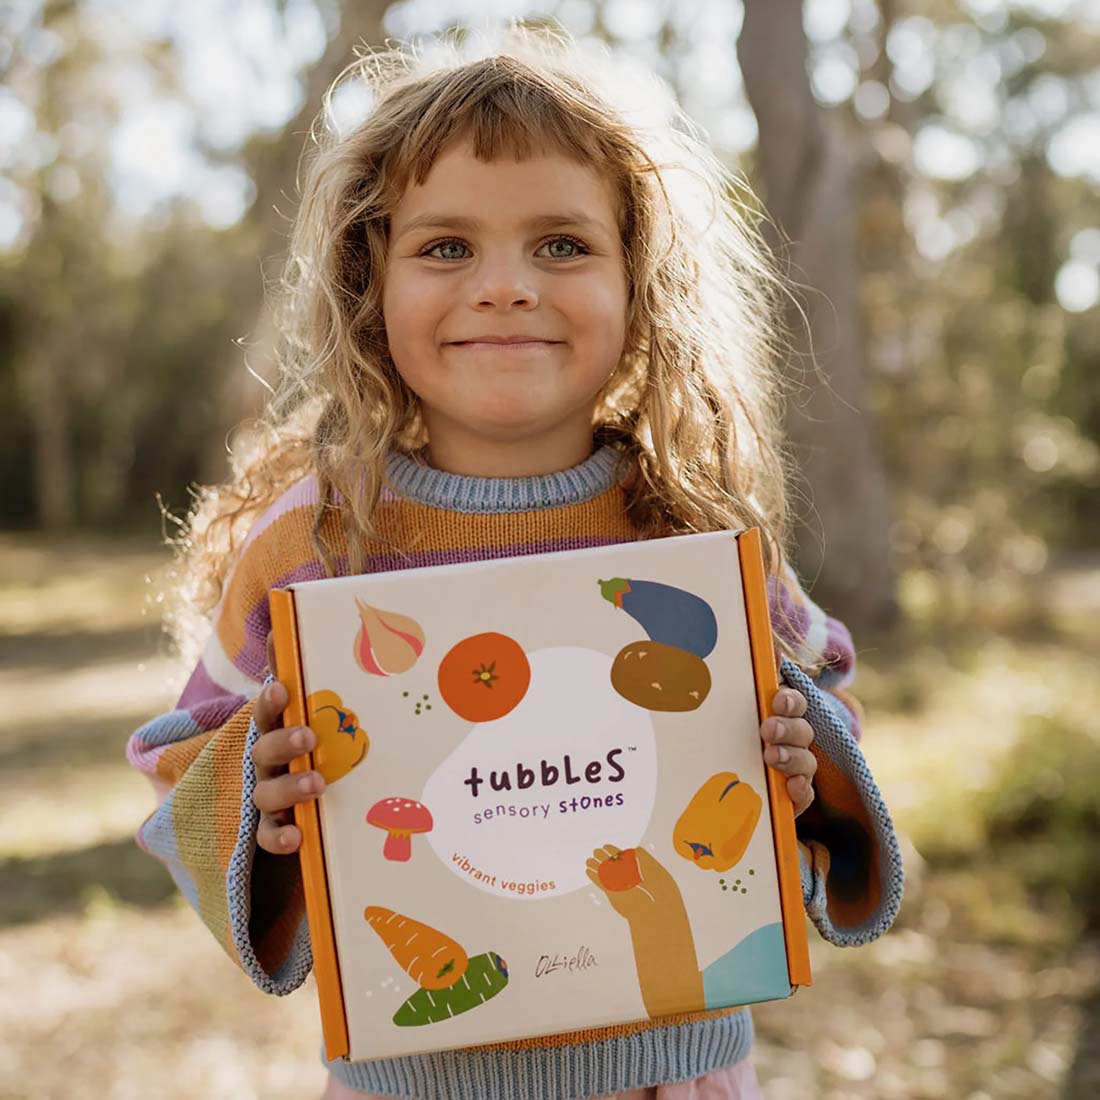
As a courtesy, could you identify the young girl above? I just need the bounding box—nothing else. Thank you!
[128,25,903,1100]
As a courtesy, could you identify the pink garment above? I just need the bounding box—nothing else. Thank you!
[322,1060,763,1100]
[595,1060,764,1099]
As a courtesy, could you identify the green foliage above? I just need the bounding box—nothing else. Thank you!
[2,0,1097,619]
[982,712,1100,929]
[912,704,1100,934]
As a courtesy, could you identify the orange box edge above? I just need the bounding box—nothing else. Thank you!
[270,588,351,1059]
[737,529,813,989]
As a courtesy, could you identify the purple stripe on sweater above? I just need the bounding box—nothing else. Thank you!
[177,658,223,710]
[823,615,856,679]
[237,558,335,680]
[767,574,811,651]
[241,475,320,554]
[187,694,250,730]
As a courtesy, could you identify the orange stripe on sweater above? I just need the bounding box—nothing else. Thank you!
[170,741,231,954]
[216,506,346,666]
[157,731,216,783]
[215,488,634,666]
[370,488,636,554]
[215,704,256,875]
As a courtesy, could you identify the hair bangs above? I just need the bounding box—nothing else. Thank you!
[390,58,624,207]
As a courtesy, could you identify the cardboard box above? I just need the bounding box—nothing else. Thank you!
[270,528,810,1063]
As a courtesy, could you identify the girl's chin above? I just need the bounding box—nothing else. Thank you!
[430,398,579,438]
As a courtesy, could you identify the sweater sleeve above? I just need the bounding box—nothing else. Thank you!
[125,498,317,994]
[769,563,904,946]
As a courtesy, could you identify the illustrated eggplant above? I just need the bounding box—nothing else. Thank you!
[599,578,718,659]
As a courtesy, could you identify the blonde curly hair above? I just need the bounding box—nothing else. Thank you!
[164,20,819,673]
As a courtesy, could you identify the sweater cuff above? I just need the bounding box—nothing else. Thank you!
[780,658,904,946]
[227,674,314,994]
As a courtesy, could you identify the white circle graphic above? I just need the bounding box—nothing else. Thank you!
[423,646,657,898]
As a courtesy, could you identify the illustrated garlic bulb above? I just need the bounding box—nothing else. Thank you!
[354,599,426,676]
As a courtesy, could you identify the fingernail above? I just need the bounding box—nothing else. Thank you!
[775,745,790,764]
[299,774,318,794]
[773,720,786,742]
[784,694,796,714]
[291,729,308,750]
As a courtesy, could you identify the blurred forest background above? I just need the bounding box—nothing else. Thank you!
[1,0,1098,1098]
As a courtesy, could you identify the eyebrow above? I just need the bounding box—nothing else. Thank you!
[394,211,609,240]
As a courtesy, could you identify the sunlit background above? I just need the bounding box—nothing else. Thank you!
[1,1,1098,1098]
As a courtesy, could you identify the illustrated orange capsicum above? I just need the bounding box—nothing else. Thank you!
[673,772,762,872]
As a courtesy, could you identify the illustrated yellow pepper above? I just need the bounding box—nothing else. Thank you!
[673,772,762,872]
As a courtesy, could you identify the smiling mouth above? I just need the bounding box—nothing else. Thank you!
[448,340,562,350]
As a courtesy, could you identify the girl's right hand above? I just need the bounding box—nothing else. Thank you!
[250,633,326,854]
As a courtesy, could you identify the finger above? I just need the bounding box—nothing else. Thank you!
[762,716,814,748]
[600,844,622,858]
[788,775,815,817]
[772,688,808,719]
[257,813,303,855]
[253,680,288,735]
[586,869,603,889]
[763,744,817,778]
[251,724,315,773]
[253,770,325,815]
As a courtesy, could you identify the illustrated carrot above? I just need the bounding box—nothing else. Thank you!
[363,906,469,990]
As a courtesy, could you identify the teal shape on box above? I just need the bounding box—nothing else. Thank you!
[702,922,793,1008]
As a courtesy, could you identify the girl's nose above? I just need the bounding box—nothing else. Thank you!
[469,256,539,309]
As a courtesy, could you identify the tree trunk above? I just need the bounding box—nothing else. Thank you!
[738,0,897,633]
[201,3,391,483]
[21,344,74,530]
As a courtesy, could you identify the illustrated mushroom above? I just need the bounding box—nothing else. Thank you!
[367,797,434,862]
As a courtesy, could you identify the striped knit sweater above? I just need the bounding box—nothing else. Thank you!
[126,444,903,1100]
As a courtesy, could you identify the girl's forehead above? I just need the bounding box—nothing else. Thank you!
[389,138,622,233]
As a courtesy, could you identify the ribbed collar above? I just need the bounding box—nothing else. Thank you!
[383,445,626,514]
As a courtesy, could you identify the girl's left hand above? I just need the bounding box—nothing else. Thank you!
[761,688,816,817]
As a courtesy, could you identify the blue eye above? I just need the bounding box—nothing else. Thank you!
[423,238,470,260]
[420,235,590,260]
[541,235,589,258]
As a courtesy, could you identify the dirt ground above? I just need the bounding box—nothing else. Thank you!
[1,532,1097,1100]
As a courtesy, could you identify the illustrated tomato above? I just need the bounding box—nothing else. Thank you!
[437,632,531,723]
[597,848,642,893]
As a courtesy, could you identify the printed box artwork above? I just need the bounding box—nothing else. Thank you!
[270,528,811,1064]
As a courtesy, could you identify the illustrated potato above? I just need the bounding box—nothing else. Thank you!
[673,772,762,872]
[610,640,711,712]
